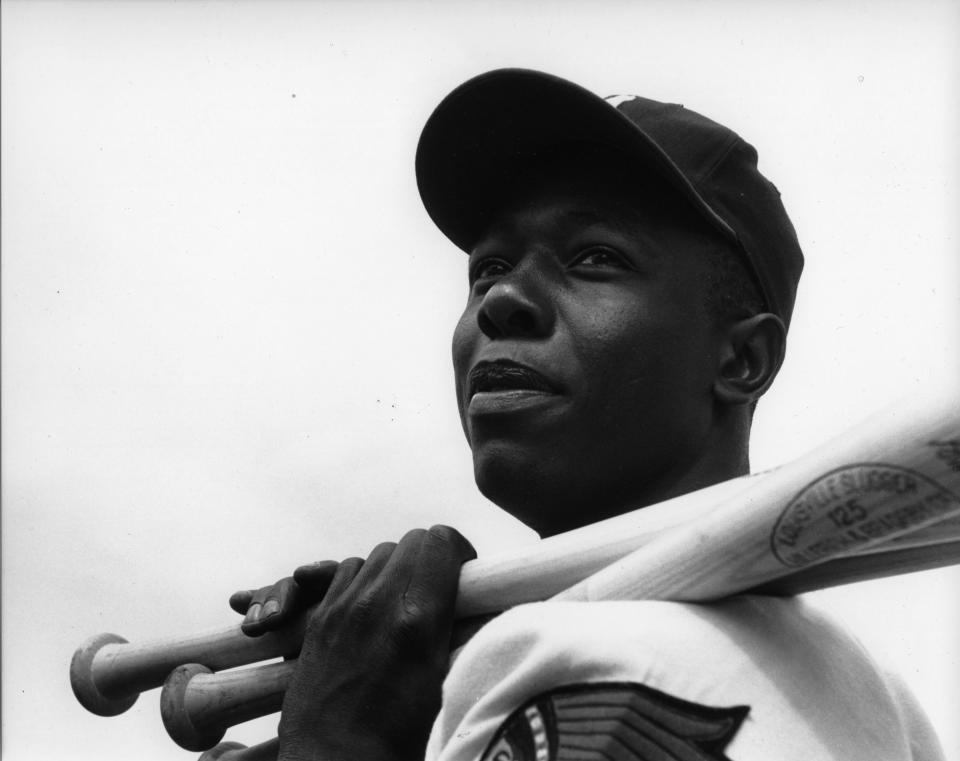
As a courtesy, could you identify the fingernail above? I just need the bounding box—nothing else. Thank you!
[262,600,280,619]
[246,602,262,623]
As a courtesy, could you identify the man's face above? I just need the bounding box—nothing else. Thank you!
[452,163,730,536]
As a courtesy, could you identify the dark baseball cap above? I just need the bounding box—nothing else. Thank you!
[416,68,804,328]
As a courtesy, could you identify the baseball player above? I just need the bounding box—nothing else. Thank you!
[230,70,945,761]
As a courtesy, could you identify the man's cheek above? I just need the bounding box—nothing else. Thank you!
[452,307,476,357]
[451,317,475,441]
[451,319,473,381]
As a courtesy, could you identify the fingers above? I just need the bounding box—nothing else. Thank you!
[429,524,477,561]
[292,560,339,597]
[299,529,474,634]
[232,527,474,643]
[301,544,396,626]
[346,542,399,593]
[232,561,345,638]
[316,556,365,603]
[283,526,475,757]
[346,526,474,656]
[228,590,255,615]
[240,577,300,637]
[400,525,476,616]
[328,527,474,619]
[297,556,365,656]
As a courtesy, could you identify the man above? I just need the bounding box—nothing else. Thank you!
[231,70,943,761]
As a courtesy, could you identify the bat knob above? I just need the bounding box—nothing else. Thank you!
[162,663,226,751]
[70,632,139,716]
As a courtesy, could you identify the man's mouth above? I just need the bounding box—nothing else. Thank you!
[468,360,557,398]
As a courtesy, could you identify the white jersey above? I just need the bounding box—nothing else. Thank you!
[427,597,943,761]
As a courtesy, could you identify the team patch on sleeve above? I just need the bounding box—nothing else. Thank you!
[479,682,749,761]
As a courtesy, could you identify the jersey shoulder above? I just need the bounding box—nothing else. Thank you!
[427,598,942,761]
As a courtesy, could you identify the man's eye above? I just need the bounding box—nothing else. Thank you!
[571,247,630,268]
[470,258,511,283]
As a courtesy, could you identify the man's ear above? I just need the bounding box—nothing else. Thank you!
[713,313,786,405]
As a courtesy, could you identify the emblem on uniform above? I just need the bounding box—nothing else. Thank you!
[479,682,749,761]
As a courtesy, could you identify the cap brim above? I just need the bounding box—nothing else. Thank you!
[415,68,734,252]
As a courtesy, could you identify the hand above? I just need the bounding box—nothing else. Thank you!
[229,562,339,637]
[277,525,476,761]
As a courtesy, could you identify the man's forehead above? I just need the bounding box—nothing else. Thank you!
[471,204,616,251]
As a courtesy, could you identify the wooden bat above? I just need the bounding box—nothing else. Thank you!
[71,473,757,717]
[70,392,960,751]
[183,533,960,761]
[166,532,960,751]
[155,391,960,750]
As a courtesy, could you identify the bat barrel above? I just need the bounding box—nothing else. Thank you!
[556,392,960,604]
[758,538,960,596]
[162,661,294,751]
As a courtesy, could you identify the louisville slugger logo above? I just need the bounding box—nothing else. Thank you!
[480,682,748,761]
[771,463,959,567]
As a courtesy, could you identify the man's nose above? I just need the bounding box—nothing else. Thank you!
[477,264,555,340]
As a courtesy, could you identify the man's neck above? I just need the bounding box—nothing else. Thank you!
[535,424,752,538]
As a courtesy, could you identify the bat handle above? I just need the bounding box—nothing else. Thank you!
[159,615,494,749]
[198,738,279,761]
[162,661,295,751]
[70,622,304,717]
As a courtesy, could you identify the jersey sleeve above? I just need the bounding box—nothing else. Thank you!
[426,597,942,761]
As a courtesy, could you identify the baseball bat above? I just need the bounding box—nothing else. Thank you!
[71,473,756,717]
[158,391,959,749]
[192,540,960,761]
[75,393,960,750]
[165,529,960,751]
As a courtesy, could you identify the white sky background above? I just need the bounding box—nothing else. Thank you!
[2,1,959,759]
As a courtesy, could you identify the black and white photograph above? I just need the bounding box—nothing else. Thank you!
[3,2,958,760]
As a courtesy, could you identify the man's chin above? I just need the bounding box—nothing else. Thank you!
[472,445,587,536]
